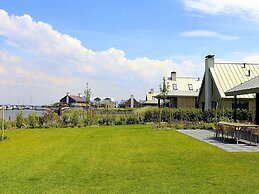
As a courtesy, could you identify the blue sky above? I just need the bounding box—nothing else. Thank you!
[1,0,259,104]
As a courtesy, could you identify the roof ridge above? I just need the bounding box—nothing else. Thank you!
[215,63,259,65]
[167,76,201,78]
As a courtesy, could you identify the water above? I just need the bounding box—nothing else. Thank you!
[0,110,45,120]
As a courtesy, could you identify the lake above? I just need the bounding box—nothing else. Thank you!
[0,110,45,120]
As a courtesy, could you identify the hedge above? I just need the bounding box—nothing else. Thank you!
[0,107,255,129]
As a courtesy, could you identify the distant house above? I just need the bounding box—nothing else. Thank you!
[156,72,202,108]
[94,97,101,102]
[198,55,259,110]
[142,89,159,106]
[100,97,115,108]
[91,97,102,107]
[118,100,127,108]
[119,95,141,108]
[91,97,116,108]
[60,93,86,107]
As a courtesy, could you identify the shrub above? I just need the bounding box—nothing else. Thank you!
[41,112,60,128]
[126,115,139,125]
[143,108,159,123]
[15,111,26,129]
[202,109,215,123]
[28,112,39,128]
[0,120,15,129]
[61,114,70,127]
[144,110,153,122]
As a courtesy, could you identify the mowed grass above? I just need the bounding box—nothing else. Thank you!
[0,125,259,193]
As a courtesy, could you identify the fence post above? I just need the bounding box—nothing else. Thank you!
[1,105,4,141]
[159,108,162,127]
[82,108,85,127]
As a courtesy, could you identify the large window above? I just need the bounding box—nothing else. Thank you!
[170,97,177,108]
[232,101,249,110]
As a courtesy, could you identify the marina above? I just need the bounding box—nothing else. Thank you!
[0,109,45,120]
[0,105,47,120]
[0,104,46,111]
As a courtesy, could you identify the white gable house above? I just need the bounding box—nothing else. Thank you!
[156,72,202,108]
[198,55,259,110]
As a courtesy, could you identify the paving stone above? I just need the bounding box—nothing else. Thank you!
[177,129,259,152]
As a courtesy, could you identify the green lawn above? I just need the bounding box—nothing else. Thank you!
[1,125,259,193]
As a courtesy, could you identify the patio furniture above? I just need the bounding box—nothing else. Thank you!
[218,121,259,144]
[214,122,223,139]
[249,127,259,144]
[221,124,235,142]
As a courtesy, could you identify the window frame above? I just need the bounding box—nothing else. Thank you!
[172,83,177,90]
[188,84,193,91]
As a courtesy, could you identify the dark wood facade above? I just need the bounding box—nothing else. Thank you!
[60,95,85,106]
[119,98,141,108]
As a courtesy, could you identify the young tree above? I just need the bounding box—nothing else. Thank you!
[84,83,92,126]
[84,83,92,108]
[159,77,170,107]
[159,77,170,126]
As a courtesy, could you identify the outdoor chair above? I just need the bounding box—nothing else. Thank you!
[214,122,223,139]
[249,127,259,144]
[240,127,250,142]
[222,124,235,142]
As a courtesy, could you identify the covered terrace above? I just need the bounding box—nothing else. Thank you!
[225,75,259,125]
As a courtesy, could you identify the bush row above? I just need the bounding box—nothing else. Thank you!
[0,107,255,129]
[0,109,142,129]
[137,107,255,123]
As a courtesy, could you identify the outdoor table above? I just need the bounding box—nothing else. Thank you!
[218,121,259,144]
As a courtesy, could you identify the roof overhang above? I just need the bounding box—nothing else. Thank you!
[225,75,259,96]
[156,90,199,98]
[225,88,259,96]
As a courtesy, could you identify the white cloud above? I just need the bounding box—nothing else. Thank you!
[180,30,238,40]
[0,9,202,104]
[0,66,5,74]
[0,49,21,64]
[244,54,259,63]
[0,50,20,75]
[213,53,259,65]
[183,0,259,22]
